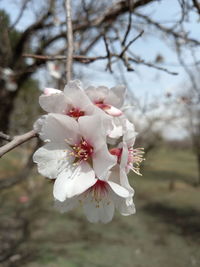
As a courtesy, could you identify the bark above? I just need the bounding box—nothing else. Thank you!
[0,81,17,134]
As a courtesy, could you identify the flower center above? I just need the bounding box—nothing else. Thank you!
[67,107,85,118]
[95,100,111,111]
[89,180,108,203]
[72,139,93,161]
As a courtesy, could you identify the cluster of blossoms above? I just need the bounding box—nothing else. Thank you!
[33,80,144,223]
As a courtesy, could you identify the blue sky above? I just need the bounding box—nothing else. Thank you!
[1,0,199,96]
[1,0,200,138]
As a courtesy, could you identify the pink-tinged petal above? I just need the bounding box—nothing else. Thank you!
[108,181,129,198]
[104,105,123,117]
[33,143,73,179]
[53,162,96,201]
[44,88,62,96]
[39,92,69,113]
[92,145,117,180]
[41,113,80,146]
[83,196,115,223]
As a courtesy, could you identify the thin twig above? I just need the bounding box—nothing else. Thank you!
[65,0,74,82]
[23,53,107,63]
[120,30,144,57]
[0,132,12,142]
[103,35,113,73]
[0,130,37,158]
[122,0,132,46]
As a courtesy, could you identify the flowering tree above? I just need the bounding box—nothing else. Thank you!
[1,0,200,219]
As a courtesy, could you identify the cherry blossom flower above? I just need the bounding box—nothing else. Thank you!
[54,171,135,223]
[85,84,126,116]
[85,84,137,141]
[33,80,143,223]
[39,80,102,119]
[33,113,116,180]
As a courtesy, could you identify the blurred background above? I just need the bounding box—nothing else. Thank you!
[0,0,200,266]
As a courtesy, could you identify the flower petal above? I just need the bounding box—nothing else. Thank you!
[33,143,73,179]
[83,196,115,223]
[64,80,95,113]
[53,162,96,201]
[108,181,129,198]
[54,197,78,213]
[106,85,126,108]
[39,92,69,113]
[41,113,80,146]
[92,144,117,179]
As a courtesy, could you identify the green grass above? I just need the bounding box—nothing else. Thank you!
[0,145,200,267]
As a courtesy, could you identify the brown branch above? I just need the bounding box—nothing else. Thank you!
[0,132,12,142]
[0,130,37,158]
[192,0,200,15]
[65,0,74,82]
[23,53,107,63]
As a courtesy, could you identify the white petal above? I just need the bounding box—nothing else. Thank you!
[120,142,129,169]
[54,197,78,213]
[41,113,80,146]
[33,143,73,179]
[92,144,117,179]
[78,115,106,150]
[85,86,109,103]
[33,115,47,134]
[116,196,136,216]
[108,118,123,139]
[39,92,69,113]
[106,85,126,108]
[119,169,135,196]
[83,196,115,223]
[53,162,96,201]
[108,181,129,198]
[64,80,95,114]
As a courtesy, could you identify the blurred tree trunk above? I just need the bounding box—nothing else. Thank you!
[0,82,17,133]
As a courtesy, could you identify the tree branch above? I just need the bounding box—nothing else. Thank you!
[0,132,12,142]
[0,130,37,158]
[65,0,74,82]
[23,53,107,63]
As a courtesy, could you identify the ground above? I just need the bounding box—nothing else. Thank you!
[0,145,200,267]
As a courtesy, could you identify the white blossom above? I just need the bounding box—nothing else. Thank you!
[54,171,135,223]
[33,80,143,223]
